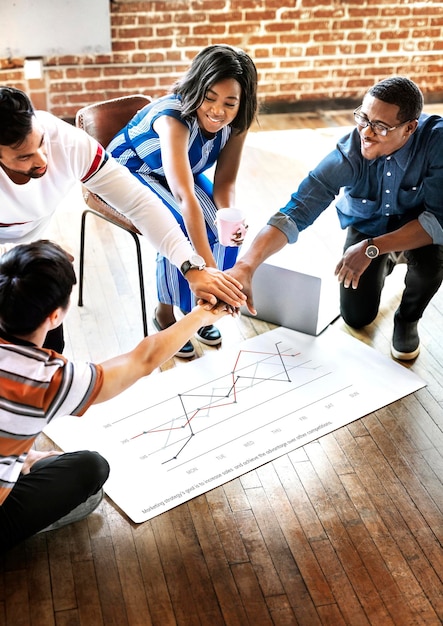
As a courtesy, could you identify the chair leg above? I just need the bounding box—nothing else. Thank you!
[77,208,148,337]
[78,209,88,307]
[127,231,149,337]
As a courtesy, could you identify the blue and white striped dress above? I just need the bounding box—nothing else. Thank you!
[108,94,240,313]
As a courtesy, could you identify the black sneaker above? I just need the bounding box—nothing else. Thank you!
[174,340,196,358]
[196,325,222,346]
[391,311,420,360]
[152,312,196,358]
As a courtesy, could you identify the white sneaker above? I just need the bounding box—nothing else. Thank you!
[38,489,104,533]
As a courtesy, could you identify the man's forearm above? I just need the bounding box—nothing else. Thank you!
[237,225,289,273]
[373,219,433,255]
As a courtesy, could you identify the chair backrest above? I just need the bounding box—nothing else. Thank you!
[75,94,152,147]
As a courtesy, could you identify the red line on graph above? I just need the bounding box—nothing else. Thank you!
[129,343,299,444]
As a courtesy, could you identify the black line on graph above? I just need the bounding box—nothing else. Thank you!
[169,383,354,471]
[110,344,306,427]
[123,342,332,463]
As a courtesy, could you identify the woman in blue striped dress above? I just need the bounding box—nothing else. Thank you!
[108,44,258,357]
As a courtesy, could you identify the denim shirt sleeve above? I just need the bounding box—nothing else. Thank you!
[418,118,443,231]
[267,212,301,243]
[419,211,443,244]
[266,130,358,241]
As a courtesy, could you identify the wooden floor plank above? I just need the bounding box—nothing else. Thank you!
[222,478,252,513]
[54,610,80,626]
[72,560,104,626]
[230,562,274,625]
[315,604,348,626]
[332,427,440,625]
[187,495,250,626]
[264,594,299,626]
[233,507,286,598]
[369,407,443,532]
[169,504,226,625]
[27,544,56,626]
[205,487,250,565]
[356,420,443,619]
[47,529,77,613]
[106,509,153,626]
[3,570,30,626]
[255,461,333,604]
[294,455,383,625]
[132,523,177,626]
[150,514,200,626]
[91,536,130,626]
[244,485,323,625]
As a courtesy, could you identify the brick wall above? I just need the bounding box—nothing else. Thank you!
[1,0,443,119]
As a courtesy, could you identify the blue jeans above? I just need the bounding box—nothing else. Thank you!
[340,226,443,328]
[0,450,109,553]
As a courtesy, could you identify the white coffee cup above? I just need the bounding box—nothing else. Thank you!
[216,208,247,247]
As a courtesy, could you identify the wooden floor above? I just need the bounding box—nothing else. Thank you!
[1,106,443,626]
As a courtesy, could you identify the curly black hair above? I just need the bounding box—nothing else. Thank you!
[368,76,423,122]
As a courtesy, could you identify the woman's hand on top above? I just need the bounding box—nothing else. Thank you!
[186,266,246,307]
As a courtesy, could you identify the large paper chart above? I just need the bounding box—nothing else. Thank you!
[45,327,425,523]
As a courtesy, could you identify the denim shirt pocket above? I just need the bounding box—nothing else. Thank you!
[336,194,378,218]
[397,182,423,208]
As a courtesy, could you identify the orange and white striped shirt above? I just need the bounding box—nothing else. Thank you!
[0,334,103,504]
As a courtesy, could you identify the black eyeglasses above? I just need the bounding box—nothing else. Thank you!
[353,105,413,137]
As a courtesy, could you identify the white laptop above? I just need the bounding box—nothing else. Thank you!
[239,211,343,336]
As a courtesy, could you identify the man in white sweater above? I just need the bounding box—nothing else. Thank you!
[0,86,245,350]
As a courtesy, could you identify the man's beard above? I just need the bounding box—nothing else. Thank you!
[26,166,47,178]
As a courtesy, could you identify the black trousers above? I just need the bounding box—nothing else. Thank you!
[43,324,65,352]
[340,226,443,329]
[0,450,109,553]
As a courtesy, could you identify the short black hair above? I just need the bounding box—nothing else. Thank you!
[0,240,76,336]
[172,44,258,133]
[0,86,35,147]
[368,76,423,122]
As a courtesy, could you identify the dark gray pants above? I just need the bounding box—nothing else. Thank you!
[340,226,443,328]
[43,323,65,352]
[0,450,109,553]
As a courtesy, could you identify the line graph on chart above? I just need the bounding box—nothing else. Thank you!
[104,342,331,465]
[45,327,425,522]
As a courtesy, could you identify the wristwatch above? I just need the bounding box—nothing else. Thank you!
[180,254,206,276]
[365,238,380,259]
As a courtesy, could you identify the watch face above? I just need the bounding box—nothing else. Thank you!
[181,254,207,275]
[190,254,205,268]
[366,245,379,259]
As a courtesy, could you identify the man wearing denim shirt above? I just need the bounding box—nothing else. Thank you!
[231,76,443,360]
